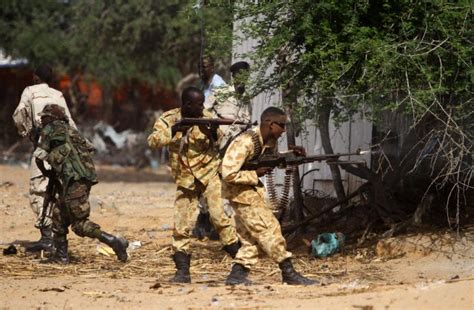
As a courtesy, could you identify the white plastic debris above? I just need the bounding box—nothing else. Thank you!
[127,240,142,251]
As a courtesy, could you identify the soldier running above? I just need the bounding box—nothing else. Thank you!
[34,104,129,264]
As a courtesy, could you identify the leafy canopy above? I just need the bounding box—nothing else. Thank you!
[229,0,472,129]
[0,0,234,87]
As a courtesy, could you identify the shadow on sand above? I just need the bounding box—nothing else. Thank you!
[97,167,174,183]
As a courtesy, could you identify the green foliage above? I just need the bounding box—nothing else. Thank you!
[0,0,234,88]
[228,0,472,130]
[0,0,71,65]
[226,0,473,217]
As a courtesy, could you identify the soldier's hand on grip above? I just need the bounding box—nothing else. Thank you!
[172,124,189,136]
[256,166,273,177]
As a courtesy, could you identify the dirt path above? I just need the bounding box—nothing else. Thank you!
[1,164,473,309]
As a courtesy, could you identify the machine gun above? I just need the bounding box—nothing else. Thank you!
[242,149,369,170]
[173,118,256,133]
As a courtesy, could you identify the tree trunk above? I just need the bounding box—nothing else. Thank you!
[67,73,82,122]
[285,107,305,225]
[318,101,347,201]
[102,86,114,125]
[277,41,304,233]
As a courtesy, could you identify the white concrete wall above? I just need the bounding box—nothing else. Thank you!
[232,19,372,197]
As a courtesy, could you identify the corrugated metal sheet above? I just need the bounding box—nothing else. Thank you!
[232,21,372,197]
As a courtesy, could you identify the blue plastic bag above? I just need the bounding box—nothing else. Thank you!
[311,232,345,258]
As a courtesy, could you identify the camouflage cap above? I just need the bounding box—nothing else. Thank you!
[39,104,68,121]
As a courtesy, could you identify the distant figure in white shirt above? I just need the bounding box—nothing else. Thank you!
[199,55,227,109]
[12,64,77,251]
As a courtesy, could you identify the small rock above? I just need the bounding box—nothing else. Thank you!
[146,230,158,239]
[160,224,171,231]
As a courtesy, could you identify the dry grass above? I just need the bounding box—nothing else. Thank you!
[0,237,376,285]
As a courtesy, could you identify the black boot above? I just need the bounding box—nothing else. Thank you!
[25,226,54,252]
[98,232,129,262]
[192,211,219,240]
[170,251,191,283]
[41,236,69,264]
[223,241,241,259]
[279,259,318,285]
[225,263,252,286]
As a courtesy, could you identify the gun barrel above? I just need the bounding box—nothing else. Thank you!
[297,151,362,163]
[242,150,369,170]
[179,118,255,127]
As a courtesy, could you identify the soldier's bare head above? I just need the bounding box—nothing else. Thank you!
[181,86,204,118]
[260,107,287,141]
[33,64,53,85]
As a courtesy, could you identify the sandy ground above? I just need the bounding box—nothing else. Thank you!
[0,164,473,310]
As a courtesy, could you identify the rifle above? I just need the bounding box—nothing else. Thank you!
[36,158,59,228]
[29,127,41,148]
[242,149,369,170]
[173,118,256,132]
[38,173,58,228]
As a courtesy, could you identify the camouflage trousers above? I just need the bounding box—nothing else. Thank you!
[231,199,292,269]
[52,181,100,238]
[29,175,52,228]
[173,174,238,254]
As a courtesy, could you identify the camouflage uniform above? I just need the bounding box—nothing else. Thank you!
[13,83,76,228]
[222,127,292,269]
[200,85,252,222]
[148,108,238,254]
[34,120,100,238]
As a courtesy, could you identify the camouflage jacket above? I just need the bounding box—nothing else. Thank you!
[34,120,97,188]
[147,108,221,190]
[221,127,277,204]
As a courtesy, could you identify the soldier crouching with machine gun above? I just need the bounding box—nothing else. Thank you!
[221,106,317,285]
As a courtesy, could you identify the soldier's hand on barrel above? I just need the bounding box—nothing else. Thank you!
[289,145,306,156]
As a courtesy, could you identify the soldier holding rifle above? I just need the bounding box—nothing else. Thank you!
[33,104,128,264]
[148,87,249,283]
[193,61,254,240]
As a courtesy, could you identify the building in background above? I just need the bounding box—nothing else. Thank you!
[232,26,372,198]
